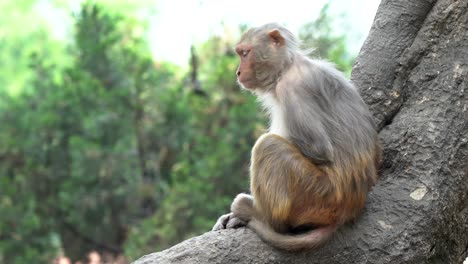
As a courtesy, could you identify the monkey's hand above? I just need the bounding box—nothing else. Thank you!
[212,213,247,231]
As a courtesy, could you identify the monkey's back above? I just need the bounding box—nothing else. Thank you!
[277,56,380,224]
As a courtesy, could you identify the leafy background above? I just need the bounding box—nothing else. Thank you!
[0,1,356,263]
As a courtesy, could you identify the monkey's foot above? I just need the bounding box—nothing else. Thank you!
[212,213,247,231]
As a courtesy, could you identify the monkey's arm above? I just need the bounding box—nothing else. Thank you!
[278,69,335,165]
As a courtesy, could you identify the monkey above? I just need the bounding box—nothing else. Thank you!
[212,23,381,251]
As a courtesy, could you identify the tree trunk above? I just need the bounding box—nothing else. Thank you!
[133,0,468,263]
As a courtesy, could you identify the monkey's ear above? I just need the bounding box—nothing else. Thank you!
[268,29,285,46]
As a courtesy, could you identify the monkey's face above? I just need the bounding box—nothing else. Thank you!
[235,26,289,91]
[235,43,257,90]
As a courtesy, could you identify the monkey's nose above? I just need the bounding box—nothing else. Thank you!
[237,70,241,77]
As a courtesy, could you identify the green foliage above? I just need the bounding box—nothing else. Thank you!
[300,3,354,75]
[0,2,174,262]
[0,1,355,263]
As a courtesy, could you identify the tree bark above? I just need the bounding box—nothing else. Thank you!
[133,0,468,263]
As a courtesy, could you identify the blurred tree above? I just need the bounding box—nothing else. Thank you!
[299,3,354,74]
[0,2,69,263]
[0,1,68,95]
[0,2,177,263]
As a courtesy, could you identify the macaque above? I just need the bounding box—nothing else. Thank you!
[212,23,381,251]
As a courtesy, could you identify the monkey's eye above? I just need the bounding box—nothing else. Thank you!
[241,50,250,57]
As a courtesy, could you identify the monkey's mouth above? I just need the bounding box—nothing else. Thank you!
[237,78,256,90]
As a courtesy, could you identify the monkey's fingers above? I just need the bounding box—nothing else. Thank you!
[212,213,247,231]
[212,213,233,231]
[225,216,247,229]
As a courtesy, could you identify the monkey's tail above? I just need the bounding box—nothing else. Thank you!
[247,219,337,251]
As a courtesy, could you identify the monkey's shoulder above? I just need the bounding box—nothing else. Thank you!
[308,59,353,86]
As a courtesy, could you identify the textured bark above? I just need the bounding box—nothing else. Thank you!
[134,0,468,263]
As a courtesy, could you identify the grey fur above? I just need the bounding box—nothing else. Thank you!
[281,57,378,166]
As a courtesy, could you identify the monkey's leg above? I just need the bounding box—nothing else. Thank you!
[250,133,328,232]
[250,134,295,232]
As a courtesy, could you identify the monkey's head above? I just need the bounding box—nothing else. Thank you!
[235,23,299,91]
